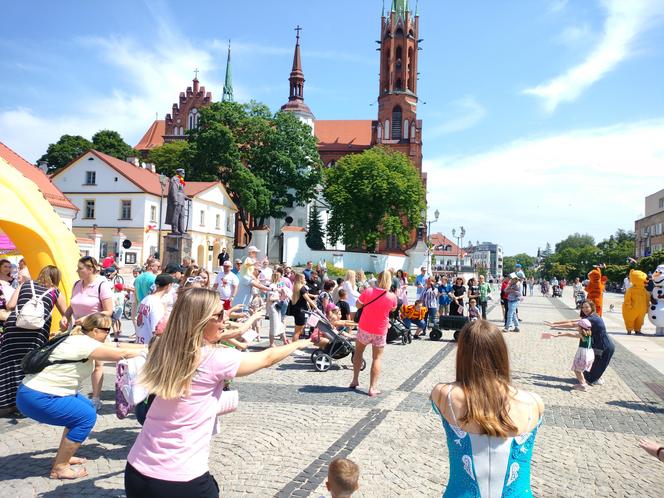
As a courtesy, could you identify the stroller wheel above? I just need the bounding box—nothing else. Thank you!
[401,334,407,345]
[430,328,443,341]
[314,353,332,372]
[360,359,367,371]
[310,350,322,364]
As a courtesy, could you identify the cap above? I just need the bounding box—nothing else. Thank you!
[326,303,339,312]
[164,263,183,274]
[247,245,260,253]
[222,260,232,267]
[175,168,185,174]
[509,272,517,279]
[155,273,177,287]
[234,259,242,264]
[515,264,522,268]
[577,318,592,330]
[114,283,124,291]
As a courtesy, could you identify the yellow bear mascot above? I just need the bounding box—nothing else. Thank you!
[622,269,649,335]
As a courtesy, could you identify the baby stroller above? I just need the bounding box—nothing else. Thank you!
[552,285,562,298]
[574,290,586,309]
[387,317,411,345]
[540,281,549,295]
[305,310,366,372]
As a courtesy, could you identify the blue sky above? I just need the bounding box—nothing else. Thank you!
[1,0,664,255]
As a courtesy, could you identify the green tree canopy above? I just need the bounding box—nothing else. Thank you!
[323,146,426,250]
[147,141,192,178]
[91,130,135,161]
[503,253,537,276]
[40,134,93,173]
[306,205,326,250]
[188,101,322,235]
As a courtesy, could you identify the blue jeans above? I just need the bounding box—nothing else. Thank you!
[505,300,519,329]
[16,384,96,442]
[403,318,427,332]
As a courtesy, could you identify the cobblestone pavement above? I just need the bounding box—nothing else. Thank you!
[2,291,664,497]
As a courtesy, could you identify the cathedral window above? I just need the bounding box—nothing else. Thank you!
[384,119,390,140]
[391,106,402,140]
[407,47,414,90]
[403,120,409,140]
[396,78,403,90]
[188,108,199,130]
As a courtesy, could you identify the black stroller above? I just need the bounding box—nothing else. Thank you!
[552,285,562,297]
[305,310,367,372]
[387,318,411,344]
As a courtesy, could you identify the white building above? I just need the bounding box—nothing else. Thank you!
[52,150,237,270]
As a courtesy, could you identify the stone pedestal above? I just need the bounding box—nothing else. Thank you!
[251,228,270,259]
[163,234,192,268]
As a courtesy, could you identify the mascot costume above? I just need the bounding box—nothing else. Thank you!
[621,270,649,334]
[649,264,664,336]
[585,266,608,316]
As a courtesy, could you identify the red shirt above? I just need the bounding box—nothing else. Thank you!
[357,288,397,335]
[102,256,115,269]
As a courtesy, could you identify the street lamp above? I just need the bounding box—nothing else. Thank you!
[451,225,466,274]
[157,173,168,259]
[425,209,440,274]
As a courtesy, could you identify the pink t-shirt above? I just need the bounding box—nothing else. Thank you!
[357,288,397,335]
[127,346,242,481]
[69,277,113,319]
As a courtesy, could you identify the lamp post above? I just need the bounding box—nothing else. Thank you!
[425,209,440,274]
[157,173,168,259]
[451,225,466,274]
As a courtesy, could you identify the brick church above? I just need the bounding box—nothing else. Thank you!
[135,0,425,255]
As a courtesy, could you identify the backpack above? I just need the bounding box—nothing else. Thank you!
[115,353,148,419]
[21,332,88,374]
[16,281,53,330]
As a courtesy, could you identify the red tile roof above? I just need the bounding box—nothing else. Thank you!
[88,150,165,195]
[314,120,373,152]
[429,233,463,256]
[281,226,306,232]
[0,141,77,211]
[134,120,165,151]
[185,181,218,197]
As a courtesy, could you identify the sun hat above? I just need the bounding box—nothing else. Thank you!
[577,318,592,330]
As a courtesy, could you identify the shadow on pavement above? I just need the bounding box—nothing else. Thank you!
[40,469,124,498]
[298,385,359,394]
[606,400,664,414]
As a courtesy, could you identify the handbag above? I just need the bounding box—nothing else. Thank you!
[354,290,387,323]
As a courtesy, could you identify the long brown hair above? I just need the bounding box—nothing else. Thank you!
[140,288,220,399]
[36,265,61,288]
[292,273,305,304]
[455,320,518,437]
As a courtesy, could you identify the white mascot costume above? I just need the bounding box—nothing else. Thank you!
[649,264,664,336]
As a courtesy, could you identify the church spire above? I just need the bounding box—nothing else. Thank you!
[222,40,233,102]
[280,25,314,125]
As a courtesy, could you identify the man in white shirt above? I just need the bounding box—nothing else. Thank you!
[214,260,239,310]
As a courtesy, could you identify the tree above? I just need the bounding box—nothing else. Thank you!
[306,205,326,250]
[503,253,537,276]
[555,233,595,253]
[323,146,426,249]
[91,130,135,162]
[147,141,192,178]
[40,135,93,173]
[188,101,322,236]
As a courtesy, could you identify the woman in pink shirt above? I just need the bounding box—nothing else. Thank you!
[60,256,113,410]
[350,271,397,397]
[125,288,310,498]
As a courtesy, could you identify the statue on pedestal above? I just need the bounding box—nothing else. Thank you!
[165,168,188,235]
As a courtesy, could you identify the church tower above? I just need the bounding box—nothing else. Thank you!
[372,0,422,175]
[281,26,315,129]
[222,41,234,102]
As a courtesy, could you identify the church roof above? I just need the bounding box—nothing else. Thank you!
[184,181,219,197]
[314,120,373,152]
[134,119,165,152]
[0,141,77,211]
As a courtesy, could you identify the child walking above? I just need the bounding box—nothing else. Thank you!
[552,318,595,391]
[112,283,126,341]
[468,298,480,322]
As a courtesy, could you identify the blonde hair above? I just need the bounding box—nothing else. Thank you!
[78,256,100,274]
[357,270,366,282]
[140,288,220,399]
[71,312,111,336]
[344,270,356,286]
[378,270,392,290]
[36,265,61,288]
[241,259,256,277]
[327,458,359,496]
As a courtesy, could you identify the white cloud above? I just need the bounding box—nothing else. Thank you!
[426,97,486,137]
[423,119,664,254]
[556,23,595,47]
[524,0,664,112]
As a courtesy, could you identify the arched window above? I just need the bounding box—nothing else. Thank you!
[395,78,402,90]
[384,119,390,140]
[403,119,409,140]
[188,108,199,130]
[377,124,382,141]
[395,46,402,68]
[392,106,402,140]
[411,122,416,139]
[395,27,404,36]
[407,47,414,90]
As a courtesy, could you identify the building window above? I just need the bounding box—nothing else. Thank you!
[85,171,96,185]
[120,200,132,220]
[384,119,390,140]
[188,108,199,130]
[124,252,137,265]
[84,200,95,219]
[660,197,664,209]
[403,119,409,140]
[150,205,157,223]
[386,234,399,250]
[392,106,402,140]
[200,210,205,226]
[227,214,233,232]
[215,214,221,230]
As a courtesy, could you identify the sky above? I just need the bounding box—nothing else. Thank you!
[1,0,664,255]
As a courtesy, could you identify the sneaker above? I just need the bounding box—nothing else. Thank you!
[502,328,509,333]
[91,398,102,411]
[513,328,520,333]
[592,378,605,386]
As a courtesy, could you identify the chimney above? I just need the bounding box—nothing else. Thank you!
[126,156,139,166]
[147,163,156,173]
[36,160,49,174]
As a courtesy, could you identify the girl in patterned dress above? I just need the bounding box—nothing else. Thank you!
[552,318,595,391]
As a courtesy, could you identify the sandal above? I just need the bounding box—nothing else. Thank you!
[50,466,89,480]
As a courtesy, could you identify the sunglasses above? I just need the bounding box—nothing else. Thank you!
[96,327,112,333]
[210,310,225,321]
[186,276,204,284]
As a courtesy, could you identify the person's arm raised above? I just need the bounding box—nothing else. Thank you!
[236,339,311,377]
[89,345,144,362]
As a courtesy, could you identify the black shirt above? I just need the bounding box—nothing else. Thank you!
[337,300,351,320]
[586,314,610,350]
[217,252,229,265]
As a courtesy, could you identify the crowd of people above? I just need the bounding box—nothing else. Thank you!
[0,251,662,496]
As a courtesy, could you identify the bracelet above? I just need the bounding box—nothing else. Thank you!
[658,447,664,459]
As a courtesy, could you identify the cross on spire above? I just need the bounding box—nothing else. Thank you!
[193,68,199,79]
[294,25,302,41]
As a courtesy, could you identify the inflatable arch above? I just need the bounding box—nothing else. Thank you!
[0,156,80,328]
